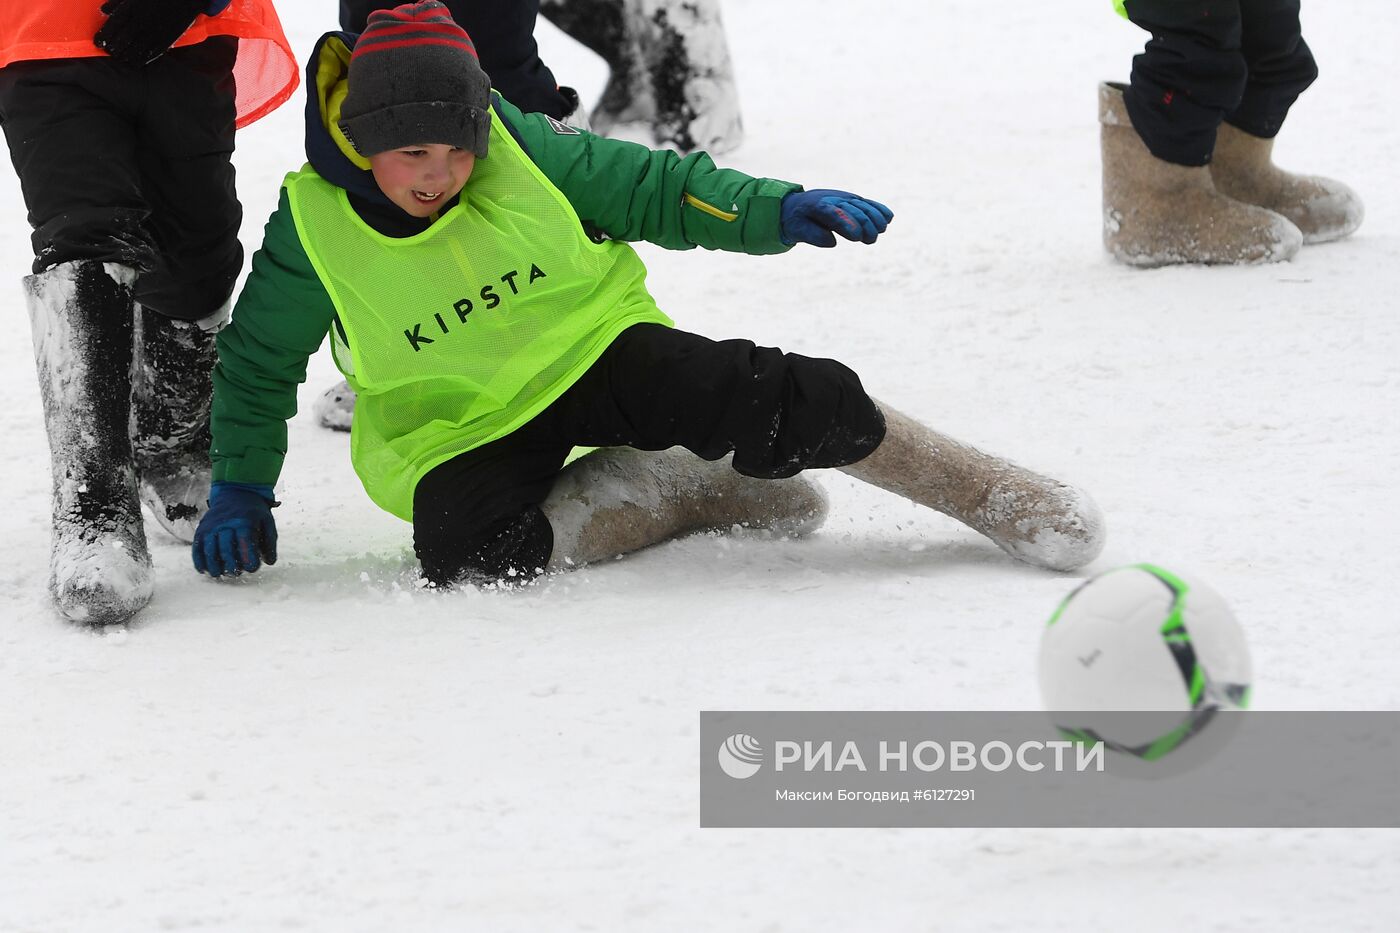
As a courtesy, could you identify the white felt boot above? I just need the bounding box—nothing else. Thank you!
[840,403,1106,572]
[25,261,153,625]
[544,447,827,571]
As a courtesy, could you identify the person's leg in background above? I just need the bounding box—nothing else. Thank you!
[1100,0,1303,266]
[1122,0,1249,166]
[540,0,743,153]
[1209,0,1362,243]
[1,38,244,625]
[1,56,157,624]
[131,38,243,544]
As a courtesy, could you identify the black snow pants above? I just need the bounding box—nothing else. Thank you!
[412,324,886,586]
[339,0,574,119]
[0,38,241,320]
[1123,0,1318,165]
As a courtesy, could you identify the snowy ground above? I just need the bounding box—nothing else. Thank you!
[2,2,1398,931]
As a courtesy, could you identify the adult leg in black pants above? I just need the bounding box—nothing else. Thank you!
[0,40,241,624]
[1209,1,1361,243]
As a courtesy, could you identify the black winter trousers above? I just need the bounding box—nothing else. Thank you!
[1123,0,1318,165]
[412,324,886,586]
[0,38,241,320]
[340,0,573,119]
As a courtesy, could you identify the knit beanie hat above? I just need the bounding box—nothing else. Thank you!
[338,1,492,158]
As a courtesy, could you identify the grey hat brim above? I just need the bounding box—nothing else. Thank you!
[339,101,491,158]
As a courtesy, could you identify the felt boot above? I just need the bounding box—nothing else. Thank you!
[540,0,743,154]
[1100,82,1301,267]
[543,446,827,570]
[1209,120,1363,244]
[313,379,355,432]
[25,260,153,625]
[839,403,1105,572]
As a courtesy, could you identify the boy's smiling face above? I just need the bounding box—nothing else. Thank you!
[369,143,477,217]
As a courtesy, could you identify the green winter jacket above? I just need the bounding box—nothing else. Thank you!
[210,30,801,499]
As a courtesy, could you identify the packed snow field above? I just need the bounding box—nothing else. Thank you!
[2,2,1397,931]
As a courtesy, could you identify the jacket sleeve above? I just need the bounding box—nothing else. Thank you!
[210,187,337,487]
[493,95,800,255]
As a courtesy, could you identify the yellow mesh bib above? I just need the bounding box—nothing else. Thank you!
[285,114,672,520]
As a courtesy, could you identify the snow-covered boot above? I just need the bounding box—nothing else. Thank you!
[634,0,743,154]
[25,260,152,626]
[313,379,355,432]
[541,0,743,154]
[132,304,224,543]
[543,447,827,571]
[1209,121,1364,245]
[839,404,1105,572]
[1100,82,1302,267]
[558,85,592,132]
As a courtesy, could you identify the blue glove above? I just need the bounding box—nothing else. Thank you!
[780,189,894,248]
[192,482,279,578]
[95,0,225,67]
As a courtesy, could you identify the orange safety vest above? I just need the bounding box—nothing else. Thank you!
[0,1,298,128]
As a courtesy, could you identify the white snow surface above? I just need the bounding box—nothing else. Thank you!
[2,3,1398,931]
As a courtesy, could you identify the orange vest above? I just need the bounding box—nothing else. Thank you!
[0,1,298,128]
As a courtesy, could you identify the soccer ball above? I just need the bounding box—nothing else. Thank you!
[1039,564,1252,763]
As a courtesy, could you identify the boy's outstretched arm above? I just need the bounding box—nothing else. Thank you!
[196,189,337,577]
[497,94,890,253]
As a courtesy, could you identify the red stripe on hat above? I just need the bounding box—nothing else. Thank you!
[363,16,462,30]
[351,36,481,57]
[358,21,474,42]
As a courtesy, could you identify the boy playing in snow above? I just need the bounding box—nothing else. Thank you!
[194,1,1105,587]
[316,0,746,431]
[314,0,595,431]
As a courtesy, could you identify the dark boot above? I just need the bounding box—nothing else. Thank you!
[132,304,222,542]
[24,260,152,625]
